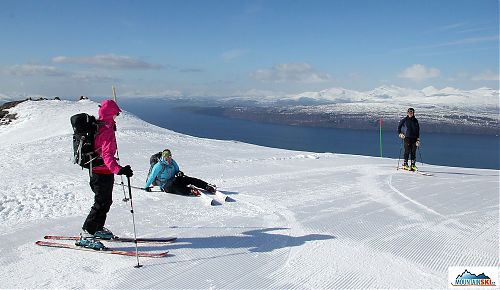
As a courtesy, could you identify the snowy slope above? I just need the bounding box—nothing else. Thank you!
[0,100,498,289]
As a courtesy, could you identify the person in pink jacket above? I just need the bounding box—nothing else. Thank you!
[77,100,133,250]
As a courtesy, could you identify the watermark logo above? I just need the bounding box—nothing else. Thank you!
[449,267,498,288]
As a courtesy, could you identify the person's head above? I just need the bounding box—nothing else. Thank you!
[161,149,172,160]
[98,100,121,121]
[407,107,415,117]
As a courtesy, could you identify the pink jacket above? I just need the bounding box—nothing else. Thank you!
[92,100,122,175]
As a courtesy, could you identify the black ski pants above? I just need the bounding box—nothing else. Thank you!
[83,173,114,235]
[162,175,208,195]
[403,137,417,164]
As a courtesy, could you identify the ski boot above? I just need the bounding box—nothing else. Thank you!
[189,185,201,196]
[402,161,410,171]
[206,184,217,193]
[410,162,418,172]
[76,230,106,250]
[94,227,115,240]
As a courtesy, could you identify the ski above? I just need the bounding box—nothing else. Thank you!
[205,189,235,202]
[44,235,177,243]
[397,167,433,176]
[35,241,169,258]
[189,185,221,206]
[415,171,433,176]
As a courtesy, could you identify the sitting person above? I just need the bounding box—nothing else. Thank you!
[143,149,216,195]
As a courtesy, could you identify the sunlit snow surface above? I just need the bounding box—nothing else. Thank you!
[0,100,497,288]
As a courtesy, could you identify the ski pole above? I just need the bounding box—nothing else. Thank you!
[397,139,403,170]
[127,176,142,268]
[115,182,144,190]
[116,152,129,202]
[112,85,129,202]
[418,146,423,166]
[114,182,161,192]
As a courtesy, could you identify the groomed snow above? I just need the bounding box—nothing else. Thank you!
[0,100,498,289]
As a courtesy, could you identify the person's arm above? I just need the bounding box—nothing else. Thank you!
[144,162,162,188]
[415,119,420,139]
[173,159,180,174]
[397,118,405,134]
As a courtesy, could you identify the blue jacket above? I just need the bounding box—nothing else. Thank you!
[398,116,420,139]
[144,158,180,189]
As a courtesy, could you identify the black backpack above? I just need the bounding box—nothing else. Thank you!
[147,152,164,186]
[70,113,104,170]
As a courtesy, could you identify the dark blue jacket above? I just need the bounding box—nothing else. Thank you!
[398,116,420,139]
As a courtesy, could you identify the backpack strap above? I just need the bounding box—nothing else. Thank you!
[87,120,106,176]
[75,136,84,165]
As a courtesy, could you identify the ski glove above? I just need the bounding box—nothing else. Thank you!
[144,187,152,192]
[118,165,133,177]
[398,133,405,139]
[416,139,420,147]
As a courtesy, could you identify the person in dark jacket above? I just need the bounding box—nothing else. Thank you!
[77,100,134,250]
[397,107,420,171]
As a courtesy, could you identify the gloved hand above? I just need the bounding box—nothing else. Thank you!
[118,165,133,177]
[416,138,421,147]
[175,171,184,177]
[399,133,405,139]
[144,187,152,192]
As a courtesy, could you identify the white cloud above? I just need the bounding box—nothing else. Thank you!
[231,88,286,98]
[250,63,332,83]
[52,54,163,70]
[471,70,500,81]
[178,68,204,73]
[398,64,440,81]
[70,72,118,83]
[121,89,183,98]
[417,35,499,49]
[1,63,119,83]
[221,49,249,61]
[2,64,68,77]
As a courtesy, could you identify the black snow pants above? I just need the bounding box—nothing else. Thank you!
[82,173,114,235]
[403,137,417,164]
[162,175,208,195]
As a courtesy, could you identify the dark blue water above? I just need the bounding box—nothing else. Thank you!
[117,99,499,170]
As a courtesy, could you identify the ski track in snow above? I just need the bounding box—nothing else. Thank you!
[0,100,498,289]
[387,173,446,218]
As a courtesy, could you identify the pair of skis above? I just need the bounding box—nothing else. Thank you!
[189,185,235,206]
[122,182,236,206]
[397,167,433,176]
[36,235,177,258]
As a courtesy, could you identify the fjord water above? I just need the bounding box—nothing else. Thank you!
[118,99,499,170]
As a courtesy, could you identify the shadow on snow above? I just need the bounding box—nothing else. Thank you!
[115,227,335,254]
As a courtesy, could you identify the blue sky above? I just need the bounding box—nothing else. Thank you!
[0,0,498,97]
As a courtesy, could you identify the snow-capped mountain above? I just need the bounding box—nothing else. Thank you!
[0,99,498,288]
[269,85,499,108]
[212,85,498,108]
[184,86,499,135]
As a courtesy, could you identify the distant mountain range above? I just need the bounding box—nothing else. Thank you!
[181,86,499,135]
[2,85,499,135]
[217,85,498,108]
